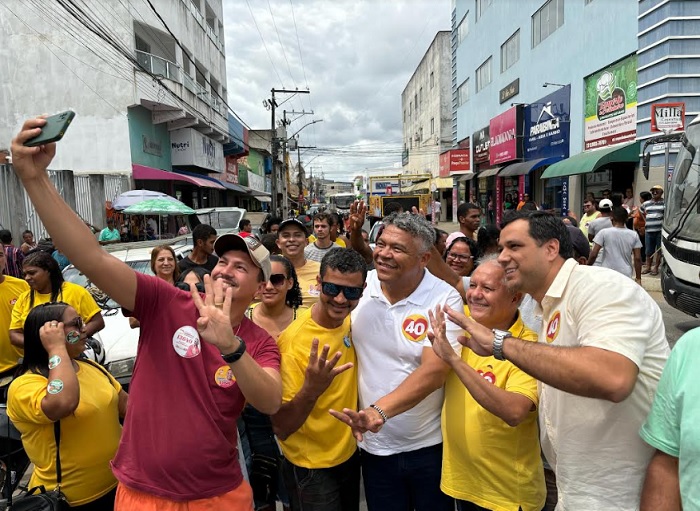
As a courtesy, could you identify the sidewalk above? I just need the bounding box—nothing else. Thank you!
[433,220,660,293]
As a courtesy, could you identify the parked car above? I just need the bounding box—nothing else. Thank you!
[194,207,270,237]
[62,240,193,390]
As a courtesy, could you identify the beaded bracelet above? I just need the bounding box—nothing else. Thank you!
[369,403,388,424]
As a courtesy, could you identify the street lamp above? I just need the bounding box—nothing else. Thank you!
[289,119,323,140]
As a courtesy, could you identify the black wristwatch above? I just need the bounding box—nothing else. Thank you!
[221,336,246,364]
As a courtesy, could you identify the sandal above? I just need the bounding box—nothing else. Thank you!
[641,268,651,275]
[650,270,659,276]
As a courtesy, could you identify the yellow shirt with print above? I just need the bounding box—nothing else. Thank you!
[441,311,545,511]
[307,235,346,248]
[277,307,357,469]
[8,361,122,505]
[0,276,30,372]
[294,259,321,308]
[10,281,102,331]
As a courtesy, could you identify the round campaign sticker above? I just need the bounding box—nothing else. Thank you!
[546,311,561,344]
[47,379,64,395]
[214,365,236,388]
[9,298,17,306]
[172,326,201,358]
[401,314,429,342]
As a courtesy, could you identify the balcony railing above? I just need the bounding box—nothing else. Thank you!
[136,50,180,82]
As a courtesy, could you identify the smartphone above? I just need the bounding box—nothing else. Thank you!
[24,110,76,147]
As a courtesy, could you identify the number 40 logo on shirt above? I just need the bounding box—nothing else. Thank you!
[402,315,429,342]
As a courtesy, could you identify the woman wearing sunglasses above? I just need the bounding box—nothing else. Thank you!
[241,254,304,511]
[8,302,127,510]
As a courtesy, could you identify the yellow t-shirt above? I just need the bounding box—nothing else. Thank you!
[441,312,545,511]
[7,361,122,505]
[307,235,346,248]
[295,259,321,308]
[10,281,102,331]
[277,307,357,469]
[0,276,30,372]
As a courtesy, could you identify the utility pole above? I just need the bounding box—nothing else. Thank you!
[269,88,310,217]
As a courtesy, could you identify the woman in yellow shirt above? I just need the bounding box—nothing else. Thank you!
[8,301,127,509]
[9,251,104,348]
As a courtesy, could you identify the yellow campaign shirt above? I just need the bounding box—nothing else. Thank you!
[295,259,321,308]
[7,361,122,505]
[277,307,357,469]
[0,276,30,372]
[307,235,346,248]
[10,281,102,331]
[441,311,545,511]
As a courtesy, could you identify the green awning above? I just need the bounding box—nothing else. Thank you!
[540,141,640,179]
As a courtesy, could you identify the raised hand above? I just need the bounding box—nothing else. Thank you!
[10,117,56,181]
[348,200,367,233]
[190,274,239,353]
[39,320,68,352]
[443,304,494,357]
[427,305,459,364]
[303,338,353,399]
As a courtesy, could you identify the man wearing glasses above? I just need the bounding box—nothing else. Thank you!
[271,248,368,511]
[332,212,464,511]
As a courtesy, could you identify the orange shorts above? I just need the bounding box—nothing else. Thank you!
[115,481,253,511]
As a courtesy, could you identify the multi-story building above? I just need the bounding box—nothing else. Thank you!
[0,0,251,217]
[452,0,639,221]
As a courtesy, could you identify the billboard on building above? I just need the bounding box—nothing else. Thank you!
[584,54,637,150]
[490,107,521,165]
[171,128,225,172]
[472,126,490,166]
[525,85,571,160]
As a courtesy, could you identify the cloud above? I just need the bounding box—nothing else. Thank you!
[223,0,451,181]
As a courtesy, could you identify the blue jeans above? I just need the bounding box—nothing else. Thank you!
[645,230,662,259]
[360,444,454,511]
[281,450,360,511]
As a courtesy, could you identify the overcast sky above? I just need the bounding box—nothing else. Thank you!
[222,0,451,182]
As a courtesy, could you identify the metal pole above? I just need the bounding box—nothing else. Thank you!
[270,89,278,216]
[298,138,303,213]
[665,137,671,196]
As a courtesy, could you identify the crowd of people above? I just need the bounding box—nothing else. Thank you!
[0,116,693,511]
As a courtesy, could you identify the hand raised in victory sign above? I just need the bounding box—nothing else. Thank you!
[442,304,496,357]
[189,274,240,353]
[427,305,460,365]
[348,200,367,234]
[303,338,353,400]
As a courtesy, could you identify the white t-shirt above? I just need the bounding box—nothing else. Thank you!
[593,226,642,277]
[352,269,463,456]
[536,259,669,510]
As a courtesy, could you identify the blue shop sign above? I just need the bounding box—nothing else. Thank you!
[524,85,571,160]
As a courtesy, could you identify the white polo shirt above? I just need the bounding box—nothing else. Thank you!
[351,269,463,456]
[536,259,669,510]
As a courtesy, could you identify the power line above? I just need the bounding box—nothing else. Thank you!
[267,0,296,88]
[244,0,284,87]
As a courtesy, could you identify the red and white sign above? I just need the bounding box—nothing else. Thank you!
[651,102,685,133]
[386,186,392,195]
[490,107,519,165]
[439,149,471,177]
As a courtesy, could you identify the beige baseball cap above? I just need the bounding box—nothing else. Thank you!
[213,233,271,281]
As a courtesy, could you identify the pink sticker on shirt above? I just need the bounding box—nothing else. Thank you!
[172,326,201,358]
[214,365,236,388]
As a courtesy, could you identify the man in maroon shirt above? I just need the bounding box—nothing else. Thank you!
[10,117,282,510]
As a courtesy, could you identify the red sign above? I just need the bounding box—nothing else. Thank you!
[386,186,392,195]
[439,149,471,177]
[490,107,519,165]
[224,156,239,184]
[651,102,685,133]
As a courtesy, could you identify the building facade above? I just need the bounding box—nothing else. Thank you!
[0,0,254,215]
[452,0,639,220]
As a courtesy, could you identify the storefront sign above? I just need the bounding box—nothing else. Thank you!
[584,54,637,150]
[525,85,571,159]
[651,102,685,133]
[499,78,520,104]
[370,179,400,195]
[561,179,568,216]
[473,126,490,166]
[224,156,239,184]
[490,107,521,165]
[439,149,471,177]
[142,135,162,157]
[171,128,225,173]
[247,170,265,192]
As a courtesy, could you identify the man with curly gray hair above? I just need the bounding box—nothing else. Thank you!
[331,212,463,511]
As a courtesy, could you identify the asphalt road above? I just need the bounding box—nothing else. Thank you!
[650,290,700,349]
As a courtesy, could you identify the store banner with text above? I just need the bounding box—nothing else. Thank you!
[584,54,637,150]
[525,85,571,159]
[490,107,522,165]
[473,126,490,166]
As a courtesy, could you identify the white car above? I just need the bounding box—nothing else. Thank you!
[62,241,193,388]
[195,207,270,237]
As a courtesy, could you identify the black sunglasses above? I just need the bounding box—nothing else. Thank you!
[269,273,287,286]
[321,281,364,300]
